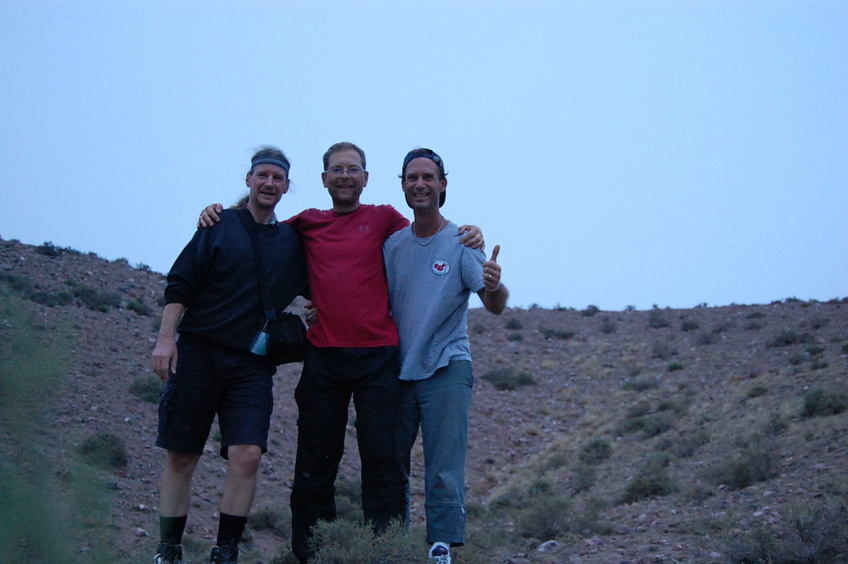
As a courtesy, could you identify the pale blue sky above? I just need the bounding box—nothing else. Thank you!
[1,0,845,310]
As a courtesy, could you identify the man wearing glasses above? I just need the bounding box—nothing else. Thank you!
[199,142,482,562]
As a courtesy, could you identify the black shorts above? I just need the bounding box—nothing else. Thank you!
[156,334,276,459]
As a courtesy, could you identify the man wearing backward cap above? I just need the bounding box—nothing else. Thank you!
[383,148,509,563]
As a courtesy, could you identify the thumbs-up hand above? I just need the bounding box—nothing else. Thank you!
[482,244,502,291]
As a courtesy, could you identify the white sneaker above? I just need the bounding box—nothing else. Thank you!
[428,544,451,564]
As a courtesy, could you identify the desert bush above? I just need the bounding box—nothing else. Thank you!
[541,328,576,340]
[723,500,848,564]
[805,344,825,356]
[623,412,676,437]
[622,376,659,392]
[570,462,596,493]
[600,317,617,334]
[481,368,536,391]
[127,300,153,316]
[647,308,670,329]
[668,362,684,372]
[706,439,778,490]
[72,285,122,312]
[579,438,613,465]
[810,317,831,330]
[789,353,806,366]
[302,519,420,564]
[78,432,128,470]
[472,323,486,334]
[505,317,523,330]
[507,332,523,342]
[768,329,811,348]
[35,241,62,257]
[517,494,573,539]
[747,385,768,398]
[619,466,678,504]
[129,376,163,403]
[745,321,764,331]
[697,332,718,345]
[249,506,290,538]
[652,340,677,360]
[801,389,847,418]
[680,320,699,332]
[581,304,600,317]
[842,342,848,355]
[746,311,766,319]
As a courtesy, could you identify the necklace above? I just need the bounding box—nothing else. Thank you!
[412,218,448,246]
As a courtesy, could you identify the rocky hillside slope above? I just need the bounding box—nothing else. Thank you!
[1,237,846,563]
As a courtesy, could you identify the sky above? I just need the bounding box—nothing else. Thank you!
[1,0,845,311]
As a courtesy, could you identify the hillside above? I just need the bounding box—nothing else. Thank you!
[1,237,846,564]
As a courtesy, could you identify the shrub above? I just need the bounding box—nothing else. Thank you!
[505,317,523,330]
[35,241,62,257]
[652,341,677,360]
[249,506,290,538]
[507,332,523,342]
[747,385,768,399]
[668,362,684,372]
[481,368,536,391]
[600,317,617,334]
[724,501,848,564]
[517,495,573,539]
[707,439,778,490]
[579,439,613,465]
[620,468,678,504]
[305,519,418,564]
[78,432,128,469]
[622,376,659,392]
[767,329,810,348]
[541,328,575,340]
[127,300,154,316]
[647,308,670,329]
[802,389,847,418]
[697,332,718,346]
[129,376,163,403]
[680,320,699,332]
[581,305,600,317]
[472,323,487,334]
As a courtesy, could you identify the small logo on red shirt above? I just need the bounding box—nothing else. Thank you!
[432,260,450,276]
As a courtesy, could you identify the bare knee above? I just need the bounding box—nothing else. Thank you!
[227,445,263,477]
[165,450,201,476]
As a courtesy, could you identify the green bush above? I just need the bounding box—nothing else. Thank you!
[724,501,848,564]
[481,368,536,391]
[581,304,600,317]
[249,506,290,538]
[78,432,128,470]
[129,376,163,403]
[600,317,617,334]
[127,300,154,316]
[647,308,670,328]
[668,362,684,372]
[680,320,699,331]
[767,329,810,348]
[579,438,613,465]
[622,376,659,392]
[304,519,419,564]
[505,317,523,330]
[620,468,678,504]
[802,389,847,418]
[707,439,778,490]
[541,328,576,340]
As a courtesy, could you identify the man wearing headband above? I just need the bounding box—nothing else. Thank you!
[384,148,509,564]
[151,146,308,564]
[197,142,483,563]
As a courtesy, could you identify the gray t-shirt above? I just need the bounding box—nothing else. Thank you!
[383,221,486,381]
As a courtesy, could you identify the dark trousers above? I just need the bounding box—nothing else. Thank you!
[290,344,406,562]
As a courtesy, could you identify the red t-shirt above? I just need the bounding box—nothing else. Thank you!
[286,204,410,348]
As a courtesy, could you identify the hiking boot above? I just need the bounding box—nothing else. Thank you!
[428,544,451,564]
[153,542,183,564]
[210,544,239,563]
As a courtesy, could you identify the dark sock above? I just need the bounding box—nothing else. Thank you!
[159,515,188,545]
[217,513,247,547]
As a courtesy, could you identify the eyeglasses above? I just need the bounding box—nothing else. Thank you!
[327,166,364,176]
